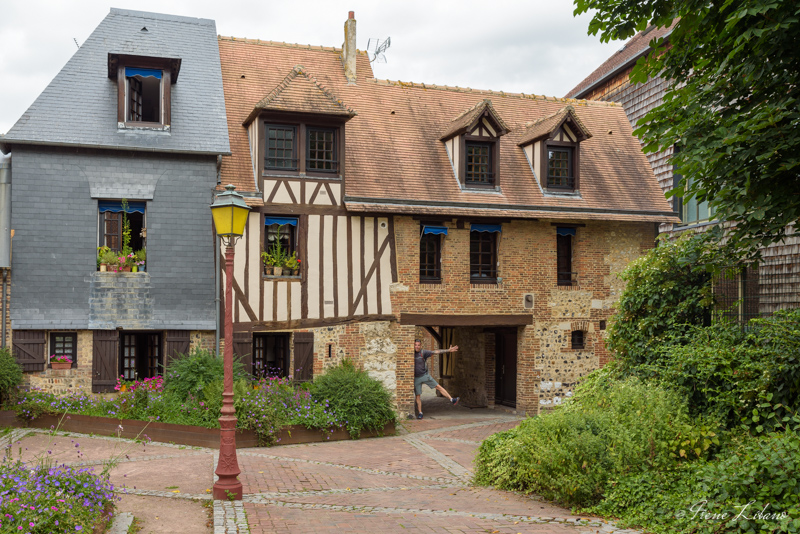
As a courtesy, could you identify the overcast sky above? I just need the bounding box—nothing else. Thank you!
[0,0,623,135]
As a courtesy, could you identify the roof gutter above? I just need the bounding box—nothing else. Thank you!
[570,28,673,100]
[0,137,231,157]
[344,196,678,220]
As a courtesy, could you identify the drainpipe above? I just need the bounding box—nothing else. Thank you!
[0,154,11,348]
[215,234,221,357]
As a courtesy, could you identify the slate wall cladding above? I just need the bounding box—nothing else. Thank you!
[9,146,218,330]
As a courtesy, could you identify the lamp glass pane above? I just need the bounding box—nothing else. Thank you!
[211,205,234,236]
[231,206,249,235]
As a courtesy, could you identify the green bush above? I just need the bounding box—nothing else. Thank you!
[0,347,22,404]
[474,374,693,507]
[309,359,395,438]
[164,348,249,401]
[607,233,716,369]
[695,430,800,533]
[637,309,800,432]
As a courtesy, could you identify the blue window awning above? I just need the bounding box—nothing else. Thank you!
[556,227,577,236]
[98,200,146,214]
[264,217,298,226]
[471,223,502,233]
[422,226,448,236]
[125,67,162,79]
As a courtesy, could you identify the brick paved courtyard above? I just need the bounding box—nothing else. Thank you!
[1,395,641,533]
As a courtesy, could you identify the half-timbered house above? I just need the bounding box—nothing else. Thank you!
[217,13,678,415]
[0,9,230,393]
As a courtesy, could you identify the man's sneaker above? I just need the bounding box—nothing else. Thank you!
[451,397,460,406]
[417,412,424,419]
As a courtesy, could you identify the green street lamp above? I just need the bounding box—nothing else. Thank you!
[210,184,250,500]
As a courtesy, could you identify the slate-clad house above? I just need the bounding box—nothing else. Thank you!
[216,14,678,415]
[0,9,230,392]
[566,24,800,321]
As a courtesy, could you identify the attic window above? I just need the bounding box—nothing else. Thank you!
[547,147,574,189]
[126,68,162,123]
[110,54,179,130]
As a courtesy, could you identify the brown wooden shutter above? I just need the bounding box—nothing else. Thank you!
[164,330,191,370]
[12,330,46,372]
[293,331,314,382]
[232,332,253,376]
[92,330,119,393]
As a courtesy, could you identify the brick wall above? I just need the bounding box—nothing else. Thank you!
[389,216,655,414]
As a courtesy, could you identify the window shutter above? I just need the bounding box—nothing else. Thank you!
[92,330,119,393]
[12,330,46,372]
[164,330,191,369]
[293,332,314,382]
[232,332,253,376]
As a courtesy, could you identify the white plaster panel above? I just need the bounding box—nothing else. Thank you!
[337,216,348,317]
[482,117,496,136]
[364,217,377,315]
[272,181,293,204]
[323,215,335,318]
[290,281,301,320]
[352,217,363,315]
[563,124,577,142]
[533,141,541,179]
[315,183,332,206]
[329,183,342,205]
[263,280,274,322]
[276,281,288,322]
[378,218,392,313]
[288,180,301,203]
[307,215,320,319]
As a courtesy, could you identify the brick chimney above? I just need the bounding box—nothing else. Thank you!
[342,11,356,84]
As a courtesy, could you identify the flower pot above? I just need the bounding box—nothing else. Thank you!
[99,263,108,272]
[264,265,273,275]
[122,265,131,272]
[273,266,283,276]
[51,362,72,370]
[292,269,299,276]
[131,265,138,273]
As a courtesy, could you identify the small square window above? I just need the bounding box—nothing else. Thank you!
[307,128,338,172]
[50,332,77,368]
[571,330,585,350]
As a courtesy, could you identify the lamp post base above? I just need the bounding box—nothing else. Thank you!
[213,415,243,500]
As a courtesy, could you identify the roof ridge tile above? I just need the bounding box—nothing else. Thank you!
[367,78,620,107]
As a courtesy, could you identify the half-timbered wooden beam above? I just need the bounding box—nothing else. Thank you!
[422,326,442,346]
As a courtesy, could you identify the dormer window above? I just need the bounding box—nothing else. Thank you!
[465,142,493,186]
[547,146,574,189]
[441,99,509,191]
[108,53,181,130]
[518,105,591,193]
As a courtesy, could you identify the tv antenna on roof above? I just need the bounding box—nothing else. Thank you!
[367,37,391,63]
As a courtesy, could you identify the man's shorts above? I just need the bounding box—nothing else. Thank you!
[414,373,438,395]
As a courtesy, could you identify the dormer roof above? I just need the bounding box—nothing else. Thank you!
[243,65,356,125]
[440,99,510,141]
[517,105,592,146]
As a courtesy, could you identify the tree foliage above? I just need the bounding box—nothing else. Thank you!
[574,0,800,253]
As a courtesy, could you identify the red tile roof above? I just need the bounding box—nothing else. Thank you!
[565,22,676,99]
[218,36,677,222]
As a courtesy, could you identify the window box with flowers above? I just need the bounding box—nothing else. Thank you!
[50,355,73,370]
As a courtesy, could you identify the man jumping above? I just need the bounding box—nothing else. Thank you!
[414,338,459,419]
